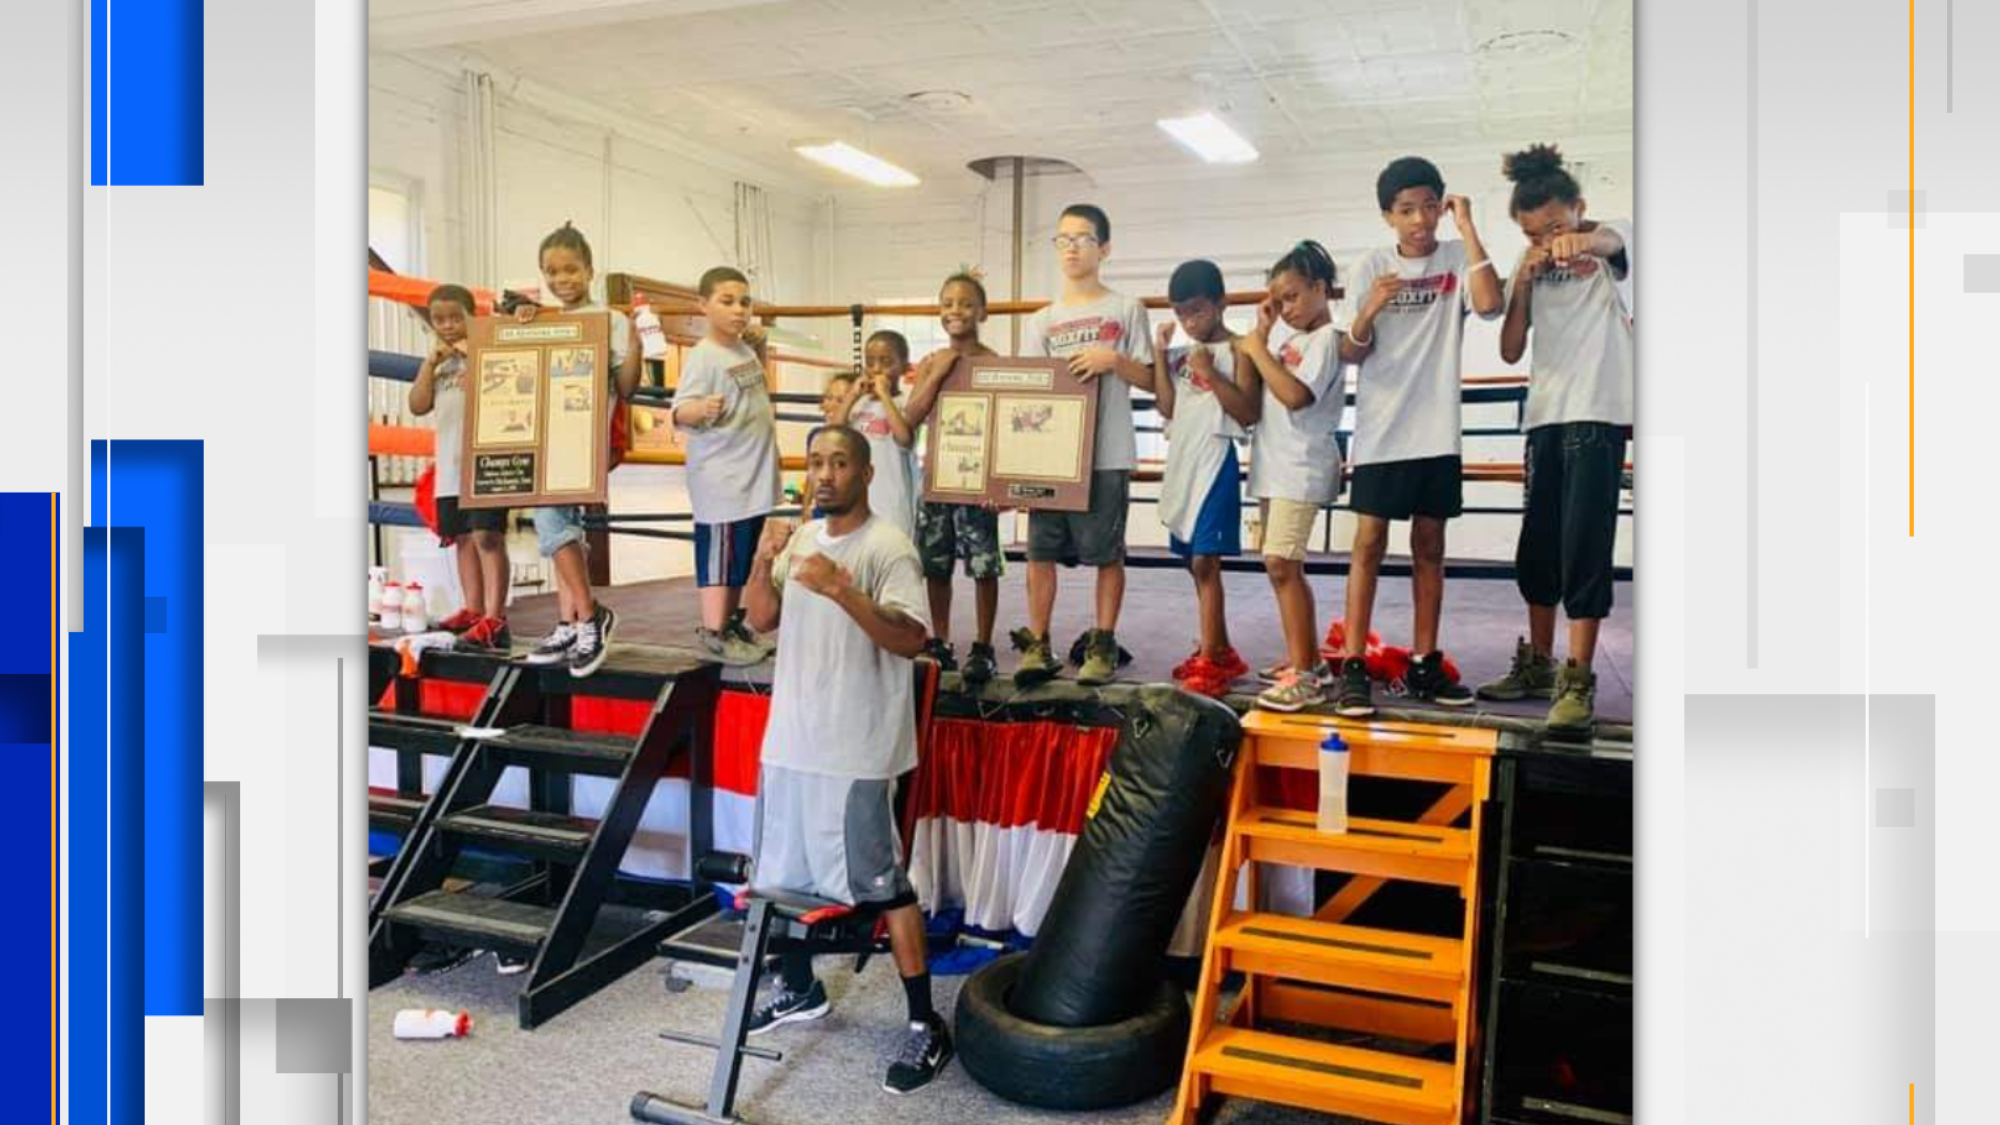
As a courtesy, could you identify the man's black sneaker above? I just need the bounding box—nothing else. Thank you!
[568,603,617,678]
[1406,650,1474,707]
[921,638,958,671]
[882,1014,954,1094]
[962,642,998,686]
[1333,657,1376,718]
[496,952,531,975]
[746,979,831,1037]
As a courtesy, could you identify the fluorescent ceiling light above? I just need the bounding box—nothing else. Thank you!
[792,141,920,187]
[1156,112,1259,165]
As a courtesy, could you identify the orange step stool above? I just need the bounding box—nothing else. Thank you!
[1168,712,1495,1125]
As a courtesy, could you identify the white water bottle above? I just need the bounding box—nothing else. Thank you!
[401,581,429,633]
[1317,730,1350,834]
[378,582,403,632]
[368,567,388,621]
[632,291,669,360]
[393,1009,472,1039]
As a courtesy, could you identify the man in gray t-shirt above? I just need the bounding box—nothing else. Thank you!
[740,425,955,1095]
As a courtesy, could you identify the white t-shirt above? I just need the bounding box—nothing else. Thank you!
[762,516,932,780]
[1158,340,1245,541]
[1248,321,1345,505]
[430,353,467,498]
[1020,290,1154,472]
[677,338,782,524]
[1515,220,1635,430]
[1346,241,1497,466]
[848,394,919,538]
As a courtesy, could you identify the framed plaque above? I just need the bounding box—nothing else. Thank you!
[460,311,611,509]
[921,356,1097,511]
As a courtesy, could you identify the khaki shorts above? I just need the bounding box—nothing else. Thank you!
[1258,498,1320,562]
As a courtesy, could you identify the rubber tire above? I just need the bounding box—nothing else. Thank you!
[955,952,1191,1110]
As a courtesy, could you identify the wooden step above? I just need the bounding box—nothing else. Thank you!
[1212,912,1463,1003]
[439,804,597,863]
[1236,807,1472,887]
[1188,1026,1456,1125]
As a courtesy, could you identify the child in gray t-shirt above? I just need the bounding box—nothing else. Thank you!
[673,266,783,665]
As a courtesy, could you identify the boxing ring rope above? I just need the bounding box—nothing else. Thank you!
[367,275,1633,577]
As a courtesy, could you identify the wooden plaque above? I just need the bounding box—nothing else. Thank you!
[922,356,1098,512]
[460,311,611,509]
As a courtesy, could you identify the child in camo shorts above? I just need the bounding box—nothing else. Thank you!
[904,271,1004,685]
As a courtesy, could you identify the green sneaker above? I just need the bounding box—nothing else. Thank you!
[1546,661,1597,732]
[1476,638,1557,701]
[1012,629,1060,687]
[1077,629,1119,686]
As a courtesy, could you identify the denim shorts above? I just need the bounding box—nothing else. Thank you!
[533,505,587,558]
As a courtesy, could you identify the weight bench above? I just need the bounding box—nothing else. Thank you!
[630,853,888,1125]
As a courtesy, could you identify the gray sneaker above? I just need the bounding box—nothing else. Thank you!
[697,626,769,667]
[1256,665,1330,713]
[1477,638,1558,701]
[1012,629,1060,687]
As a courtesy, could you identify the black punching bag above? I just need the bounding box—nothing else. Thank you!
[1008,687,1240,1027]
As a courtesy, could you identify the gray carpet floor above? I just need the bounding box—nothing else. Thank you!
[368,951,1378,1125]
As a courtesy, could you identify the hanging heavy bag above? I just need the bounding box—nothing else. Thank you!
[1008,686,1241,1027]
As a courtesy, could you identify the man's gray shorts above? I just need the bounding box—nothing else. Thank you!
[750,764,914,906]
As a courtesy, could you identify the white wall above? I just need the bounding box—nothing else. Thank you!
[827,138,1636,564]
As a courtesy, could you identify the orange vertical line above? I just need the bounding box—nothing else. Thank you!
[1909,0,1917,535]
[1910,1082,1916,1124]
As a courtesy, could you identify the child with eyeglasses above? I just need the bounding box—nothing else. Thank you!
[1011,204,1156,687]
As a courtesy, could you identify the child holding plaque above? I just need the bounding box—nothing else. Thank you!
[409,283,512,653]
[902,272,1004,684]
[1013,204,1155,687]
[517,223,641,679]
[674,265,783,667]
[831,330,919,539]
[1150,260,1258,698]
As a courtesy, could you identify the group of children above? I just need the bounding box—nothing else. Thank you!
[407,143,1630,731]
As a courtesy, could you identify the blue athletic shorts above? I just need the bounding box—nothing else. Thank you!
[694,515,767,589]
[1169,445,1243,560]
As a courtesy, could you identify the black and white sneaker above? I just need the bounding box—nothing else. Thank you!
[567,603,617,678]
[1405,651,1473,707]
[1333,657,1376,718]
[920,638,958,670]
[883,1014,954,1094]
[746,979,831,1037]
[523,622,577,665]
[496,952,531,976]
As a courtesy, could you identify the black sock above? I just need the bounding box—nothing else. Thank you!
[902,971,934,1023]
[781,949,816,994]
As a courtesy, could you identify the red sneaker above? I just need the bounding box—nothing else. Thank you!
[1174,655,1241,698]
[436,608,481,634]
[1175,646,1250,682]
[459,617,513,652]
[1209,646,1250,681]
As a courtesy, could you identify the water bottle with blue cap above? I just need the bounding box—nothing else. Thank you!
[1317,729,1349,834]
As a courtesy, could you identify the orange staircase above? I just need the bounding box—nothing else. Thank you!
[1168,712,1496,1125]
